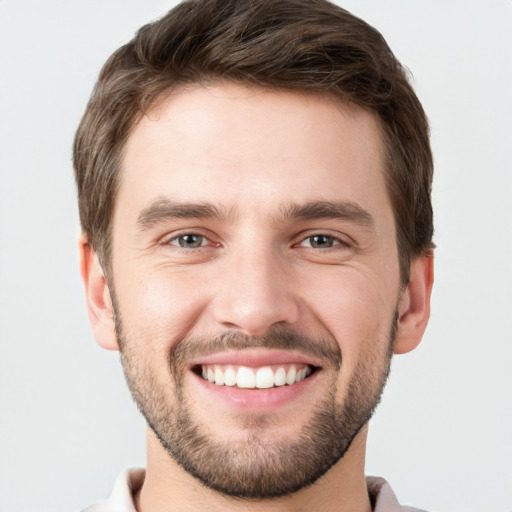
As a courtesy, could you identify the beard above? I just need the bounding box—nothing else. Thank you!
[113,295,396,499]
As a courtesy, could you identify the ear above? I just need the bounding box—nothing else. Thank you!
[394,251,434,355]
[79,234,119,351]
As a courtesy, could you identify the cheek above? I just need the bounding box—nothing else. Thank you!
[301,268,396,365]
[113,265,211,353]
[304,273,396,406]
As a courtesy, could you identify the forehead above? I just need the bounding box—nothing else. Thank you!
[118,82,390,224]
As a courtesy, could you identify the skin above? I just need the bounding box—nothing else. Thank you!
[80,82,433,512]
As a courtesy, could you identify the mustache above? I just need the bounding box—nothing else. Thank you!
[170,328,342,371]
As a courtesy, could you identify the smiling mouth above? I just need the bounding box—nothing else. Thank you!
[193,363,318,389]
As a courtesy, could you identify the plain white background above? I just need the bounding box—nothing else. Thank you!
[0,1,511,510]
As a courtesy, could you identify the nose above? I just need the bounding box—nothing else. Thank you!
[211,246,301,337]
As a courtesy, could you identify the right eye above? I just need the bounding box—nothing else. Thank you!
[169,234,208,249]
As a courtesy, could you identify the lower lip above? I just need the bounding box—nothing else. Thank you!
[190,370,321,410]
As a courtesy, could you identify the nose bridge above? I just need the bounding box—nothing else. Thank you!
[213,241,300,336]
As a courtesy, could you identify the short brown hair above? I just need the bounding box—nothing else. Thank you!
[74,0,433,283]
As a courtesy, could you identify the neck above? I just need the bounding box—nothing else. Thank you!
[135,427,372,512]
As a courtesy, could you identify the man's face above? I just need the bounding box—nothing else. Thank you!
[108,83,403,497]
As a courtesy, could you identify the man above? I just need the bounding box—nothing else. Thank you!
[74,0,434,510]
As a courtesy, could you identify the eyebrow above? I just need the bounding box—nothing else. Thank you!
[136,198,234,230]
[279,200,374,227]
[136,198,374,231]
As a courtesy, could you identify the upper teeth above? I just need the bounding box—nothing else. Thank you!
[201,364,312,389]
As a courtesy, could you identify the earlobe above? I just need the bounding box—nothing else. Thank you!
[394,251,434,355]
[79,234,119,351]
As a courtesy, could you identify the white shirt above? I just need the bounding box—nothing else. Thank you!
[82,468,427,512]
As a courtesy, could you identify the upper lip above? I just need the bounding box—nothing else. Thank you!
[188,349,323,369]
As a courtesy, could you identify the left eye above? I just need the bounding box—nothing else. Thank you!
[299,235,340,248]
[170,234,208,249]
